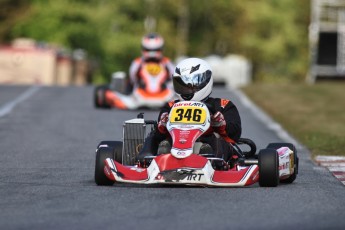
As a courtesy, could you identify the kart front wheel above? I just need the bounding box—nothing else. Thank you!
[266,143,298,183]
[258,148,279,187]
[95,147,115,186]
[94,85,111,109]
[97,141,123,164]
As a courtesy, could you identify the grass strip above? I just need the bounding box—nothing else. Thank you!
[241,82,345,157]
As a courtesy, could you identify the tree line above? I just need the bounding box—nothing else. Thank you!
[0,0,310,83]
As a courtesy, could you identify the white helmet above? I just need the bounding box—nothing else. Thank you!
[173,58,213,101]
[141,33,164,60]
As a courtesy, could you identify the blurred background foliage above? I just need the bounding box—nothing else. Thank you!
[0,0,310,83]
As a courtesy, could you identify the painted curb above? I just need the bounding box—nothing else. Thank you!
[315,156,345,186]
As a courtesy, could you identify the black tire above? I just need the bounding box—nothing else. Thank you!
[94,85,110,109]
[94,147,115,186]
[97,141,123,164]
[266,143,298,183]
[258,148,279,187]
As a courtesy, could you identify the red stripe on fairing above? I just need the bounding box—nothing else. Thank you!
[104,160,116,181]
[244,167,260,185]
[155,154,208,171]
[112,161,149,181]
[212,166,259,185]
[103,163,115,181]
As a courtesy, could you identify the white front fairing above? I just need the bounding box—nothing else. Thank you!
[166,101,211,158]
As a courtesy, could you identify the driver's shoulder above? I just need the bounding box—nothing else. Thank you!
[206,97,233,109]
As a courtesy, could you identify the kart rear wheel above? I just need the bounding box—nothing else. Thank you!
[266,143,298,183]
[94,85,110,109]
[97,141,123,164]
[95,147,115,186]
[258,148,279,187]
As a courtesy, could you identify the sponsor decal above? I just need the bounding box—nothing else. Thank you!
[172,102,205,108]
[178,130,190,144]
[190,102,205,107]
[157,169,204,182]
[173,102,192,107]
[177,151,187,156]
[130,167,146,172]
[279,162,290,171]
[179,139,187,144]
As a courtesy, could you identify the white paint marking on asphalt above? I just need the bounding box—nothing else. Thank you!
[0,85,41,118]
[334,174,345,179]
[328,166,345,172]
[319,163,345,167]
[233,88,302,148]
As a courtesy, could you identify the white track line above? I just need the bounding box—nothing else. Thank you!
[0,85,41,118]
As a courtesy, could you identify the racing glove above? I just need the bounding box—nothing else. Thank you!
[158,112,169,134]
[211,111,227,136]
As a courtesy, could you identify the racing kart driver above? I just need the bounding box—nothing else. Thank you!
[137,57,242,164]
[126,33,175,93]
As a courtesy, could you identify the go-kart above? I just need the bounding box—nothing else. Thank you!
[94,62,176,110]
[94,101,299,187]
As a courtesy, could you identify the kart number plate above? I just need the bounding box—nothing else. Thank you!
[170,106,206,124]
[145,63,162,75]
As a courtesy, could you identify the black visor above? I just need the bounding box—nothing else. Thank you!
[173,70,212,95]
[142,47,162,52]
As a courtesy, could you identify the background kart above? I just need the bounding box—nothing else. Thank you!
[94,102,299,187]
[94,63,175,110]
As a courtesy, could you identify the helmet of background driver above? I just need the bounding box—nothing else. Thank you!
[141,33,164,60]
[172,57,213,101]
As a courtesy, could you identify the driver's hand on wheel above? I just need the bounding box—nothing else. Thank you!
[158,112,169,134]
[211,111,226,135]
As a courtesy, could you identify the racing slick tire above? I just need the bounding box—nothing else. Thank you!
[97,141,123,164]
[95,146,115,186]
[94,85,111,109]
[266,143,298,184]
[258,148,279,187]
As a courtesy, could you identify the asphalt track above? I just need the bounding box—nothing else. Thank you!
[0,85,345,230]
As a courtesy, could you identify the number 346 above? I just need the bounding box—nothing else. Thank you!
[174,108,202,122]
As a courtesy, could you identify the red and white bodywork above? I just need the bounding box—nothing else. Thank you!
[104,154,259,187]
[100,101,296,187]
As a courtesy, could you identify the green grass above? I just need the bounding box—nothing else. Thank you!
[241,82,345,157]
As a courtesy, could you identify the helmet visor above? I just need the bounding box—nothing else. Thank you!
[173,70,212,95]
